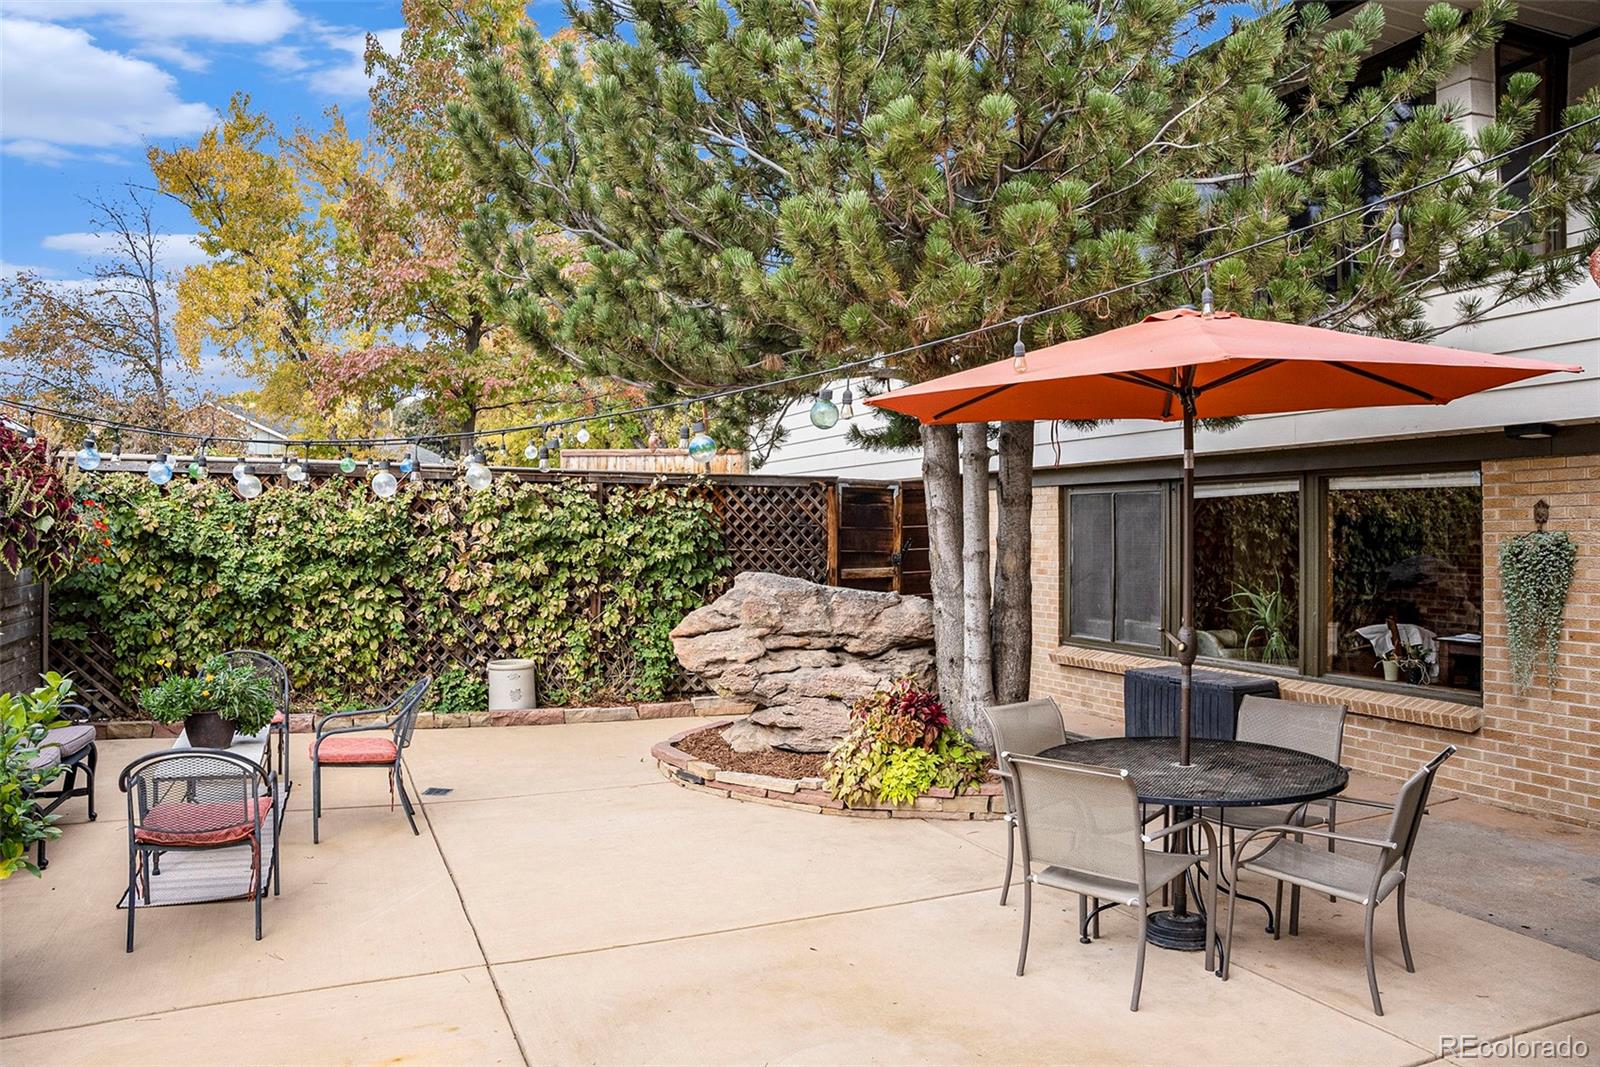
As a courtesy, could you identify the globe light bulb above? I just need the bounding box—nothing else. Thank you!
[236,465,263,499]
[575,426,591,445]
[399,453,415,474]
[463,448,493,491]
[285,457,308,483]
[76,437,101,471]
[524,439,540,460]
[809,388,839,429]
[1387,221,1406,259]
[188,459,206,480]
[339,452,357,474]
[688,422,716,462]
[371,461,398,499]
[147,454,173,485]
[232,461,248,481]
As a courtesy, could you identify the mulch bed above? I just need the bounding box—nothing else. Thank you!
[674,726,827,779]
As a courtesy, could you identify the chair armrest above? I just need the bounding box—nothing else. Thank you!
[1233,823,1397,857]
[60,703,92,724]
[1141,815,1216,847]
[315,707,394,736]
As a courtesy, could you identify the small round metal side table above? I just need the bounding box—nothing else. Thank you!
[1038,736,1348,952]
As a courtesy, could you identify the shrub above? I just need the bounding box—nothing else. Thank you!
[0,426,86,580]
[433,665,488,716]
[823,679,988,807]
[139,655,278,737]
[1,673,74,879]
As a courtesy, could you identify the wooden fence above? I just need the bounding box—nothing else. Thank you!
[43,463,926,716]
[1,570,46,695]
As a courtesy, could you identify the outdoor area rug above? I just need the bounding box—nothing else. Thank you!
[114,805,278,909]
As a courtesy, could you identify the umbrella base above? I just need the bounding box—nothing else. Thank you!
[1146,909,1208,951]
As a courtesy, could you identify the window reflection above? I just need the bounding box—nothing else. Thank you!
[1194,481,1300,666]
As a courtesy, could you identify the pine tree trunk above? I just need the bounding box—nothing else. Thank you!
[992,420,1034,705]
[959,422,995,746]
[920,423,965,719]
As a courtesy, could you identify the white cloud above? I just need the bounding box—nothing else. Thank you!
[6,0,302,72]
[40,232,208,273]
[0,19,215,162]
[261,43,310,73]
[308,27,403,98]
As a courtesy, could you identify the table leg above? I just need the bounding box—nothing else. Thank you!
[1145,804,1210,951]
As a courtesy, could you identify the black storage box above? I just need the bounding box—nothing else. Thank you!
[1122,665,1280,740]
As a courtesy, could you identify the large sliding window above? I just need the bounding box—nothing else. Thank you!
[1062,468,1483,698]
[1067,487,1164,649]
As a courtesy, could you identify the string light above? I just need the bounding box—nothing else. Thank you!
[146,453,172,485]
[839,381,856,420]
[1012,318,1028,373]
[285,455,308,483]
[231,459,249,482]
[809,387,839,429]
[463,447,493,491]
[688,421,716,462]
[537,443,551,472]
[575,425,591,445]
[76,433,101,471]
[187,440,209,480]
[1387,220,1407,259]
[1201,264,1215,317]
[678,421,691,450]
[371,459,398,499]
[523,432,540,461]
[339,451,357,475]
[235,464,264,499]
[110,432,122,464]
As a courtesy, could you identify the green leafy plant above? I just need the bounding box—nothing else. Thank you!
[0,426,86,580]
[52,475,729,713]
[139,655,277,736]
[1227,580,1296,666]
[433,665,488,716]
[1,673,74,879]
[823,679,988,807]
[1498,530,1578,694]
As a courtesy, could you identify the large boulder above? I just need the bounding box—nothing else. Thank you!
[671,572,935,753]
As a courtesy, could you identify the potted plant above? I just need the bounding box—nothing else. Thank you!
[140,655,276,748]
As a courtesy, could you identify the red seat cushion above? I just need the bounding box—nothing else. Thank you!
[135,797,266,847]
[313,735,398,765]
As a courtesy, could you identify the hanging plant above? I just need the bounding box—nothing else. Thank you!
[1498,529,1577,695]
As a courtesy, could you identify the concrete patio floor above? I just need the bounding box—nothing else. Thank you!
[2,718,1598,1066]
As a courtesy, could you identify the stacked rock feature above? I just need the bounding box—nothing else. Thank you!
[670,572,936,752]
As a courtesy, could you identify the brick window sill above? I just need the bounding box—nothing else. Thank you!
[1046,644,1483,735]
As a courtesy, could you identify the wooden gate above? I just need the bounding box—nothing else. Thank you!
[831,480,930,596]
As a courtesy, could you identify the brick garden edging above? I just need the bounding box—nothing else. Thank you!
[91,695,737,740]
[650,723,1006,820]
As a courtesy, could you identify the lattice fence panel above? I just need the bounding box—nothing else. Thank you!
[48,472,834,717]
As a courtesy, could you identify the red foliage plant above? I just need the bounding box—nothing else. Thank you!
[849,678,949,751]
[0,426,85,580]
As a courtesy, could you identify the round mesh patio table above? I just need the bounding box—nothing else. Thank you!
[1037,737,1348,809]
[1037,736,1348,954]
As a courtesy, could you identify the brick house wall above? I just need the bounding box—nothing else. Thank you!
[1026,453,1600,827]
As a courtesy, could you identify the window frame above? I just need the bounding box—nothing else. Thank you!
[1058,464,1485,706]
[1059,482,1173,654]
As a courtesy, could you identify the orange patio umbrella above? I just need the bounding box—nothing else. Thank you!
[870,307,1582,764]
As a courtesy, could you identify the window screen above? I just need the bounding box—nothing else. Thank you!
[1068,488,1162,648]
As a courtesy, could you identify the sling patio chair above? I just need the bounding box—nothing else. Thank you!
[1201,695,1348,933]
[1222,746,1457,1016]
[1007,754,1217,1012]
[25,701,99,870]
[120,749,280,951]
[221,649,292,795]
[309,676,431,843]
[983,698,1070,908]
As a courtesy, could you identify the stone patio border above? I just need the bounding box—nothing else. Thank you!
[651,722,1006,820]
[91,695,738,739]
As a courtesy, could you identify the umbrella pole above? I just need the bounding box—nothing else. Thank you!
[1178,401,1197,767]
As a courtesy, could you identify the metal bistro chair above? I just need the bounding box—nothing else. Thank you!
[1203,695,1348,933]
[120,749,280,951]
[26,701,100,870]
[222,649,292,795]
[1222,746,1456,1016]
[309,676,431,844]
[983,698,1069,908]
[1008,754,1217,1012]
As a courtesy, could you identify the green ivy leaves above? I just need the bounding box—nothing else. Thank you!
[51,476,729,712]
[1498,530,1577,695]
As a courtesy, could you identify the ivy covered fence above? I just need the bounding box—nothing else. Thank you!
[49,471,839,716]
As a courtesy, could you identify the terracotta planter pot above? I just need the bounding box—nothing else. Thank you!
[183,711,236,748]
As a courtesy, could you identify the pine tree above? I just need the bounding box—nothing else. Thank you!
[450,0,1600,735]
